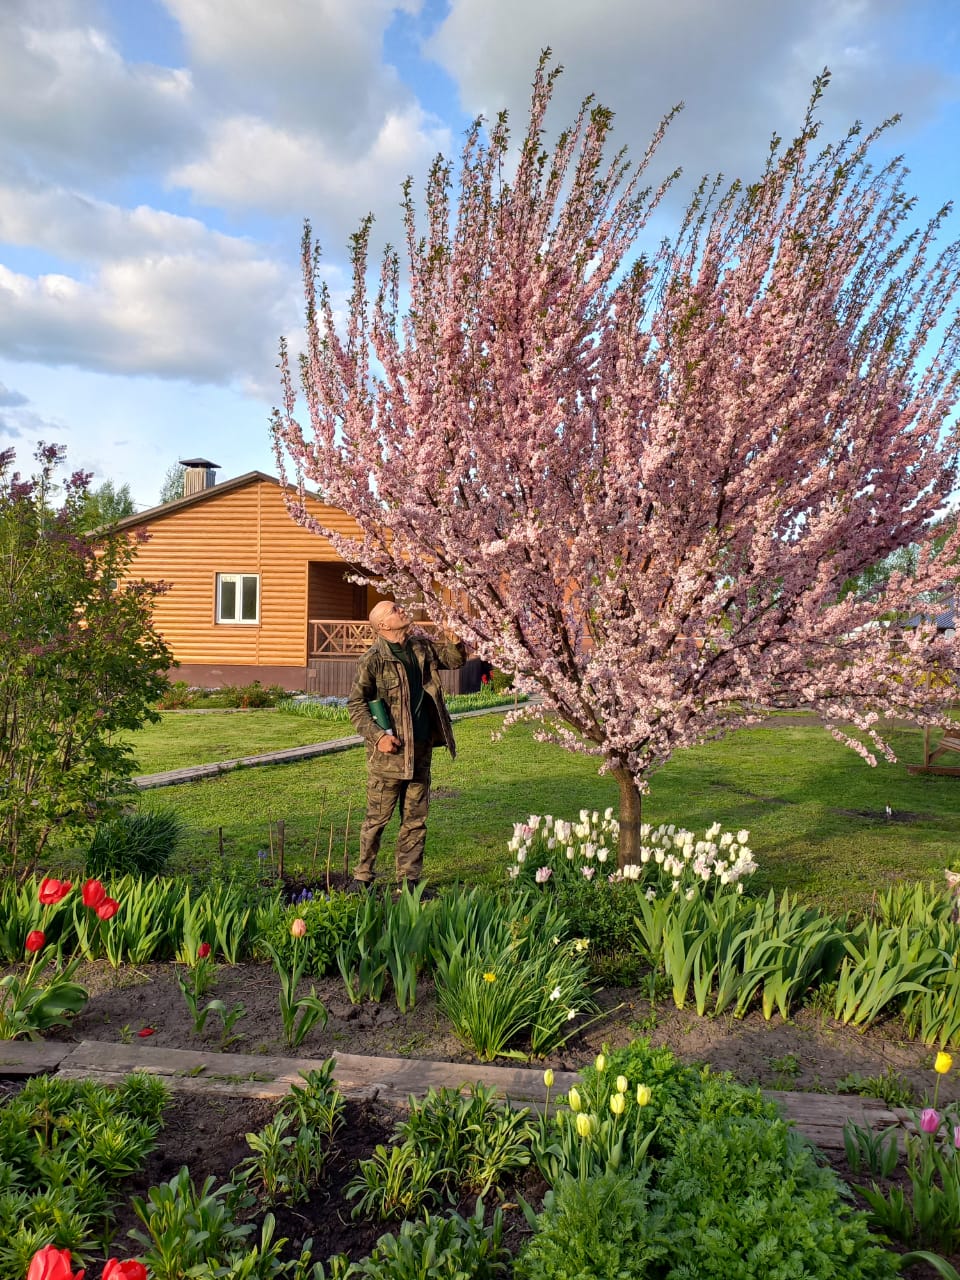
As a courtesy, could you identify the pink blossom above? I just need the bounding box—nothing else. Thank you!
[581,866,595,880]
[535,866,553,883]
[920,1108,940,1134]
[274,55,960,869]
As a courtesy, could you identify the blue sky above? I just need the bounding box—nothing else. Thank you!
[0,0,958,510]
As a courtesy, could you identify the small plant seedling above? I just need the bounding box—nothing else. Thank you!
[769,1053,802,1078]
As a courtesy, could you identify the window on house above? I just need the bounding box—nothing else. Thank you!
[217,573,259,623]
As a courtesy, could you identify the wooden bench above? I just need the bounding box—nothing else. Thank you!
[906,727,960,776]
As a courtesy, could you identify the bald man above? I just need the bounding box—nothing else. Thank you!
[346,601,466,888]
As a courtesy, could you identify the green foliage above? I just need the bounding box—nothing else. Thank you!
[340,1202,511,1279]
[219,682,289,708]
[80,478,135,530]
[858,1109,960,1256]
[837,1069,917,1107]
[0,443,173,879]
[336,883,434,1010]
[85,809,184,878]
[156,679,199,709]
[515,1172,665,1280]
[0,1072,167,1271]
[843,1121,901,1178]
[551,875,639,954]
[0,952,89,1040]
[257,892,361,978]
[834,921,944,1028]
[657,1114,898,1279]
[130,1167,256,1278]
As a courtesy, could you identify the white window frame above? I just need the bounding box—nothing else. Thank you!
[216,573,260,624]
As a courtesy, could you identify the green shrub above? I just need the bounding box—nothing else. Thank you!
[156,680,198,709]
[256,892,361,977]
[657,1114,898,1278]
[344,1203,511,1279]
[515,1172,666,1280]
[219,682,287,708]
[85,810,183,878]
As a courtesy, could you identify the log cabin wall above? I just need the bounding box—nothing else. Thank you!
[120,475,363,675]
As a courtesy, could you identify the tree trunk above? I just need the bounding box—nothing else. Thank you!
[612,765,643,869]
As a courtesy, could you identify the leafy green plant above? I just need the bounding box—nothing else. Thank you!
[837,1068,917,1108]
[835,921,944,1028]
[346,1142,450,1222]
[0,951,88,1040]
[265,920,328,1049]
[258,892,360,978]
[843,1120,901,1177]
[341,1202,511,1279]
[85,810,183,879]
[515,1171,665,1280]
[130,1167,254,1278]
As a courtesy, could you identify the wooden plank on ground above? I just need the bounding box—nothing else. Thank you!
[0,1039,72,1075]
[56,1041,577,1103]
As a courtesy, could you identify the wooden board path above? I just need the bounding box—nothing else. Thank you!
[1,1039,912,1149]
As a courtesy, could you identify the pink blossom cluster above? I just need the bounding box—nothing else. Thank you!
[273,56,960,867]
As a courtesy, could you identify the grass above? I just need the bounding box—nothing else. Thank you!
[104,711,960,914]
[121,710,357,774]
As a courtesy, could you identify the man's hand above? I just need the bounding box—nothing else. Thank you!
[376,733,402,753]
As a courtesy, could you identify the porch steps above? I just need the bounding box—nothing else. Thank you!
[1,1038,910,1149]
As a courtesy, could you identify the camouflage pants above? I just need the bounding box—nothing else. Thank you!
[355,742,432,884]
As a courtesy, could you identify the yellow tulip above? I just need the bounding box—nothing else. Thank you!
[636,1084,652,1107]
[616,1075,629,1094]
[543,1068,555,1088]
[575,1112,592,1138]
[610,1092,626,1116]
[595,1053,606,1072]
[935,1051,953,1075]
[568,1087,582,1112]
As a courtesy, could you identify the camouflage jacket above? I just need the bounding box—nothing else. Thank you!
[347,631,466,780]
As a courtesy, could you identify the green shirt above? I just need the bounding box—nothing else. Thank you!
[387,640,432,742]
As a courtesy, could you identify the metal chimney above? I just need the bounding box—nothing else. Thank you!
[179,458,221,496]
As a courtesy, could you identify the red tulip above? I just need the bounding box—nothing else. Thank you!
[102,1260,147,1280]
[96,897,120,921]
[137,1026,155,1037]
[25,930,46,954]
[38,877,72,905]
[26,1245,84,1280]
[197,942,211,959]
[81,878,106,909]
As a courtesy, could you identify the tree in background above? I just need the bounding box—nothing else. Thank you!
[273,59,960,866]
[157,463,184,506]
[80,478,135,530]
[0,444,172,882]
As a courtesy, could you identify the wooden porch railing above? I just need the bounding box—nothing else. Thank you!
[308,618,441,658]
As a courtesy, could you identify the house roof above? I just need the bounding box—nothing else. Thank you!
[113,471,284,531]
[906,603,956,631]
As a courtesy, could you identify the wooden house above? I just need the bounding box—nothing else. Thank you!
[113,462,475,695]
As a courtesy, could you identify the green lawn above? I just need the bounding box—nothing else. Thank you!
[121,711,960,913]
[122,710,355,774]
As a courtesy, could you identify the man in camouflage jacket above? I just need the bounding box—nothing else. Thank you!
[347,601,465,887]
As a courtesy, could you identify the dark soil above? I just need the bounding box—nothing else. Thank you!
[46,958,960,1106]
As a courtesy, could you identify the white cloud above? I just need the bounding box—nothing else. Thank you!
[0,223,293,383]
[0,0,196,180]
[427,0,956,192]
[171,105,450,239]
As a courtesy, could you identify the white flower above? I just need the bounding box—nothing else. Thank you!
[583,843,595,860]
[623,864,642,880]
[736,882,744,894]
[640,847,651,863]
[719,832,733,848]
[640,823,651,838]
[597,848,609,863]
[685,887,696,900]
[516,849,526,863]
[645,887,657,900]
[507,865,519,879]
[567,1008,577,1020]
[654,849,665,865]
[705,822,721,839]
[604,807,614,821]
[549,986,561,1001]
[535,865,553,884]
[582,866,596,880]
[737,829,750,844]
[547,837,556,849]
[671,881,680,893]
[566,846,575,860]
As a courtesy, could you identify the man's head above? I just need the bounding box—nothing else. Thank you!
[370,600,410,642]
